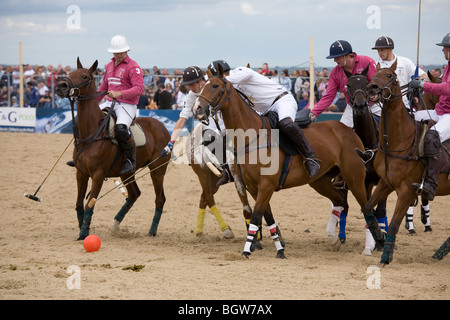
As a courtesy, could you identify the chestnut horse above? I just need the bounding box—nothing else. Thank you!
[193,67,368,258]
[56,58,170,240]
[186,121,282,247]
[365,60,450,265]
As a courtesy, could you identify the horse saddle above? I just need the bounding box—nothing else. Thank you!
[104,109,147,147]
[264,109,312,155]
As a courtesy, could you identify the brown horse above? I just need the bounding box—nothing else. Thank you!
[193,66,368,258]
[365,60,450,265]
[415,71,441,111]
[186,121,282,246]
[56,58,170,240]
[340,67,388,252]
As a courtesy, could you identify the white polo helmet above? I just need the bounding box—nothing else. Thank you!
[108,35,130,53]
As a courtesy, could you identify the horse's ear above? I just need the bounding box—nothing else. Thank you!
[390,59,397,72]
[376,62,381,71]
[344,69,352,79]
[89,60,98,74]
[427,70,437,83]
[77,57,83,69]
[217,63,224,78]
[362,63,370,77]
[246,63,251,68]
[207,69,214,79]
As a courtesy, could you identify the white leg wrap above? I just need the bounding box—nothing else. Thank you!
[326,209,341,236]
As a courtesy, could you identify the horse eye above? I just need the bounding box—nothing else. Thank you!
[213,84,219,89]
[82,75,88,79]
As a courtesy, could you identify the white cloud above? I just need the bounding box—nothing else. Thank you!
[240,2,261,15]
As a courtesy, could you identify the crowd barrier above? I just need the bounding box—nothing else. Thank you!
[0,107,342,135]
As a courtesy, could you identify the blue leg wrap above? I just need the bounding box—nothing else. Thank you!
[338,211,347,240]
[149,207,163,236]
[78,209,93,240]
[114,198,135,222]
[381,234,396,264]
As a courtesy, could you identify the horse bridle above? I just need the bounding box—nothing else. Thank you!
[347,74,369,106]
[197,77,232,119]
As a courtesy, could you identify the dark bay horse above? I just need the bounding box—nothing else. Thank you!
[193,67,368,258]
[338,66,387,254]
[56,58,170,240]
[365,60,450,265]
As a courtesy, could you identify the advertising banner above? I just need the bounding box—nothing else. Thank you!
[0,107,36,133]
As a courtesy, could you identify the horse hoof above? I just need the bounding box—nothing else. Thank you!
[328,235,341,250]
[195,231,204,237]
[223,227,234,239]
[407,229,417,236]
[111,220,120,230]
[148,231,157,237]
[276,250,286,259]
[339,238,346,244]
[424,226,432,232]
[77,235,86,241]
[254,240,263,250]
[362,248,373,256]
[241,251,251,259]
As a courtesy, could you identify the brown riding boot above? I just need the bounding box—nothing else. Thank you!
[412,130,441,201]
[279,118,320,178]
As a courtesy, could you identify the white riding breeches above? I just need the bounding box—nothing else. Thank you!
[100,100,137,128]
[269,94,298,122]
[414,110,450,142]
[339,103,382,128]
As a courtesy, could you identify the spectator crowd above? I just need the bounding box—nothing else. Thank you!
[0,62,444,112]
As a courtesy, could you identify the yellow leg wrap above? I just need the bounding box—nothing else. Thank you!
[195,208,206,235]
[211,205,228,231]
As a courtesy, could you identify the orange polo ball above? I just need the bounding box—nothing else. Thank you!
[83,235,101,252]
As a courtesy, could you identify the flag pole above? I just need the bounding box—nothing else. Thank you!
[309,36,314,110]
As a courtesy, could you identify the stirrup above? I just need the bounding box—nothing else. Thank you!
[120,159,136,175]
[304,158,320,178]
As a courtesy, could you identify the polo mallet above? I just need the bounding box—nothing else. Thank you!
[24,137,74,202]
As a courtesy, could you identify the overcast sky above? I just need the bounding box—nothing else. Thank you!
[1,0,449,71]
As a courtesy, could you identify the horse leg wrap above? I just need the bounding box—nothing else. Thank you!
[243,223,259,257]
[114,198,135,223]
[211,205,228,232]
[421,204,430,226]
[365,213,384,245]
[326,207,342,237]
[76,208,84,230]
[195,208,206,235]
[432,237,450,261]
[380,234,396,265]
[78,209,93,240]
[405,207,415,231]
[148,207,163,237]
[269,223,285,258]
[246,219,262,240]
[338,211,347,241]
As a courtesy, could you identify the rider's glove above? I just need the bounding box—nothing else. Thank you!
[409,79,424,89]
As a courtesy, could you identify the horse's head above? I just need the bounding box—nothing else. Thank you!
[345,64,370,114]
[193,64,231,124]
[56,57,98,99]
[367,59,399,104]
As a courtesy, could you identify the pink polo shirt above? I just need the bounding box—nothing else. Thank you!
[97,55,144,105]
[423,60,450,115]
[311,53,377,116]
